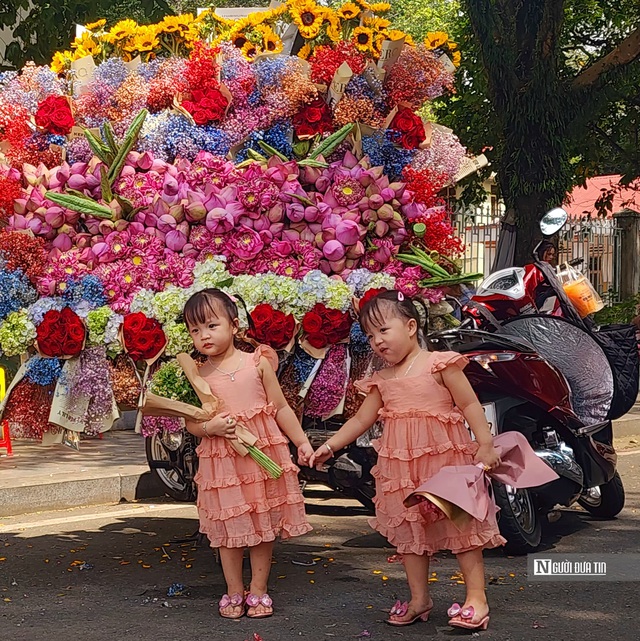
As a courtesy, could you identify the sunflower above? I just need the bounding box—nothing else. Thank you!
[363,16,391,30]
[51,50,71,74]
[71,32,101,56]
[125,26,159,53]
[85,19,106,31]
[297,42,312,60]
[105,19,138,44]
[352,26,374,53]
[337,2,360,20]
[368,2,391,11]
[289,0,325,39]
[232,32,249,48]
[384,28,407,42]
[241,41,260,59]
[324,11,342,43]
[158,15,185,34]
[451,50,461,67]
[257,26,283,53]
[424,31,448,50]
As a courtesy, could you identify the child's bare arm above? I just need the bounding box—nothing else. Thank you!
[309,387,383,467]
[441,366,501,468]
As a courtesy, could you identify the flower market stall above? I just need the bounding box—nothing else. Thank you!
[0,1,478,447]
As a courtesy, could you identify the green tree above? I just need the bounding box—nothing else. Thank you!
[440,1,640,264]
[0,0,173,70]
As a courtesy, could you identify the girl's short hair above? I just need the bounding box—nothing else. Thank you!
[183,289,238,328]
[359,289,429,337]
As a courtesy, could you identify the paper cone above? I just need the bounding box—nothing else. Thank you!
[405,491,473,530]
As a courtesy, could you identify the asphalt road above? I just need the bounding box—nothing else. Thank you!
[1,444,639,641]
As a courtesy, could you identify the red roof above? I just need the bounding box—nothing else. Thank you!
[565,175,640,218]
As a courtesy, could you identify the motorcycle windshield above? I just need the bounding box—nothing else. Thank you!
[500,316,614,426]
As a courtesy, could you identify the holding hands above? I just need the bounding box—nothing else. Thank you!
[309,442,334,469]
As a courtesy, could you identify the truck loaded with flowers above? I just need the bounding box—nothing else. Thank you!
[0,1,479,449]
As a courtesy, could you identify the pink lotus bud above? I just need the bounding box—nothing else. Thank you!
[85,220,101,235]
[129,222,145,234]
[253,216,270,232]
[372,244,391,263]
[65,210,81,226]
[52,233,72,252]
[286,203,305,223]
[336,219,359,245]
[329,258,347,273]
[389,182,406,198]
[163,175,179,196]
[389,212,405,229]
[80,247,95,264]
[392,229,408,244]
[67,174,87,190]
[120,165,136,178]
[75,233,91,249]
[304,206,320,223]
[269,222,285,237]
[346,241,365,259]
[86,175,100,190]
[315,176,331,192]
[157,214,177,233]
[69,162,88,175]
[319,259,331,275]
[166,229,188,252]
[206,208,234,234]
[182,243,198,258]
[381,187,395,202]
[321,213,341,232]
[374,220,390,237]
[268,203,284,223]
[272,240,293,258]
[137,151,154,170]
[362,209,378,224]
[342,151,359,168]
[13,199,27,216]
[368,194,384,210]
[114,219,129,232]
[58,223,75,236]
[169,204,185,223]
[399,190,412,205]
[45,209,65,229]
[302,166,322,184]
[323,239,346,261]
[377,204,395,221]
[99,220,114,235]
[282,229,301,242]
[27,217,43,235]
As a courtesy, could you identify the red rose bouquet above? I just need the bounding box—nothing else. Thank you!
[301,303,352,349]
[34,95,75,135]
[36,307,86,358]
[122,312,167,361]
[181,88,229,126]
[247,304,296,350]
[293,98,333,139]
[390,107,426,150]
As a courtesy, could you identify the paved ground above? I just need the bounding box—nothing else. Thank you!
[1,444,639,641]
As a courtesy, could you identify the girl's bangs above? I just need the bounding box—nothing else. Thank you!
[183,294,225,327]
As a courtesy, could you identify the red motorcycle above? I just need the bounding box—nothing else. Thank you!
[434,208,638,553]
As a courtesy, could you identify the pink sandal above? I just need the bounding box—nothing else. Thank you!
[245,593,273,618]
[447,603,490,630]
[385,599,433,626]
[218,593,244,619]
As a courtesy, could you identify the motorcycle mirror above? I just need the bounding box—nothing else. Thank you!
[539,207,568,236]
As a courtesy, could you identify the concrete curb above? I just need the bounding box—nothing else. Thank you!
[0,470,165,518]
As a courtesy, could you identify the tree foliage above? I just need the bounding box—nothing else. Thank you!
[425,0,640,263]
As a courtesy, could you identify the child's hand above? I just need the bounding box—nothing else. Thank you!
[474,443,501,470]
[309,443,334,469]
[297,441,314,467]
[205,413,237,439]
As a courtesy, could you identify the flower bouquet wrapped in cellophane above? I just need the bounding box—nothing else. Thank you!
[142,353,283,479]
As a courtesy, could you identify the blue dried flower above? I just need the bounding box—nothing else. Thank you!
[25,356,63,386]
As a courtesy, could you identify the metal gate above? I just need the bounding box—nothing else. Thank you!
[450,205,622,303]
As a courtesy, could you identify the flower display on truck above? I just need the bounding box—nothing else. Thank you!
[0,1,479,444]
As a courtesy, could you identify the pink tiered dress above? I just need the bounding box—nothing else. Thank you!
[195,345,312,548]
[355,351,506,556]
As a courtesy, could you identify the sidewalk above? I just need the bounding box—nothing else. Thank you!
[1,402,639,520]
[0,431,164,518]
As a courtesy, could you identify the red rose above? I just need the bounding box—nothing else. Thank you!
[35,96,74,135]
[307,332,328,349]
[251,304,276,328]
[302,311,323,335]
[36,307,85,357]
[123,312,147,334]
[305,107,323,123]
[391,108,426,150]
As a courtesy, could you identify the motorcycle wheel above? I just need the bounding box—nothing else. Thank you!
[578,471,625,518]
[492,482,542,555]
[353,483,376,512]
[145,433,197,502]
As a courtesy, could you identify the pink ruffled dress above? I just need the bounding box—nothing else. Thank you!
[195,345,312,549]
[356,351,506,556]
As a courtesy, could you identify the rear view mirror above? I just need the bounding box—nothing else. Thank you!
[539,208,568,236]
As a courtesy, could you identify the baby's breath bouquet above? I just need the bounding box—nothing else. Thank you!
[143,355,283,479]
